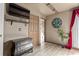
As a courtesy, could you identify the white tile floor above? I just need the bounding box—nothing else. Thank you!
[22,42,79,56]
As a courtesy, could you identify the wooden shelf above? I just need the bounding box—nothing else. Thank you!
[6,19,30,25]
[6,19,29,23]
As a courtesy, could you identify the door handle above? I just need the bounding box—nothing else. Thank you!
[0,34,2,37]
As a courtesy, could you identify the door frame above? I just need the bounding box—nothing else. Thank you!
[0,3,4,56]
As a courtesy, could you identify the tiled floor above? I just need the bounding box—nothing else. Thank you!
[22,42,79,56]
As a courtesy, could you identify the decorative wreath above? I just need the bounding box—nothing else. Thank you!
[52,18,62,28]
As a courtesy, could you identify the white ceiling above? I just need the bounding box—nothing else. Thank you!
[17,3,79,17]
[51,3,79,12]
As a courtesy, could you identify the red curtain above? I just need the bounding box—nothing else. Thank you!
[65,8,79,49]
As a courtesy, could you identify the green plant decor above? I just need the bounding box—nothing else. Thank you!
[57,28,69,44]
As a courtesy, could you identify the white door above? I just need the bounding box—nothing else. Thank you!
[0,3,4,56]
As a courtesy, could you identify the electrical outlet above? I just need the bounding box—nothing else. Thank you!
[18,28,21,31]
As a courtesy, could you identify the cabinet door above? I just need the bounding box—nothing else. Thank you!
[28,15,39,47]
[0,3,4,56]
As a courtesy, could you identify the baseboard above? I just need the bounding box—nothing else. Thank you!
[45,41,62,46]
[73,47,79,50]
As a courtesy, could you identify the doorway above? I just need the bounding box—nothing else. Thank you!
[39,18,45,45]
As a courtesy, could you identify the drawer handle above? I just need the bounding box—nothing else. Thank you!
[0,34,2,37]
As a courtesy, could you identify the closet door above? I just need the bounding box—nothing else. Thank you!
[29,15,39,47]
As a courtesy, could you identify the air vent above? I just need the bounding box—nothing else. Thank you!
[46,3,58,13]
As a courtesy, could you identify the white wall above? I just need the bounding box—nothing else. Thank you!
[46,11,72,45]
[0,3,4,56]
[4,21,29,42]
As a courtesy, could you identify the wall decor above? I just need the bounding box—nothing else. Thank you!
[52,17,62,28]
[57,28,69,48]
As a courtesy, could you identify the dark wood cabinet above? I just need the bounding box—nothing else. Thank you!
[6,3,30,19]
[5,3,30,25]
[13,38,33,56]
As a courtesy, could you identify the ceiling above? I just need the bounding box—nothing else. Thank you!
[17,3,79,17]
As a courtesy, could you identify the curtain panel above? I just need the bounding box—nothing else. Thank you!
[66,8,79,49]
